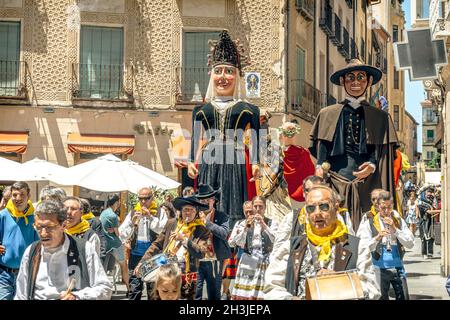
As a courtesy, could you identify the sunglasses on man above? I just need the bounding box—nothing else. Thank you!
[138,196,153,201]
[305,202,331,214]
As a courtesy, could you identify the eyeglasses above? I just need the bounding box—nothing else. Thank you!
[138,196,153,201]
[378,205,393,212]
[305,203,331,214]
[33,224,59,233]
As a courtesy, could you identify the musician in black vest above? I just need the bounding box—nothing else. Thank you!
[264,185,379,300]
[357,191,414,300]
[14,200,112,300]
[194,184,231,300]
[63,197,101,257]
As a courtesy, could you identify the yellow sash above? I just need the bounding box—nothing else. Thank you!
[6,199,34,225]
[306,220,348,262]
[82,212,95,221]
[166,218,205,273]
[65,219,91,236]
[134,201,158,216]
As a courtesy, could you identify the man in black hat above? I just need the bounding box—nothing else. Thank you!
[194,184,231,300]
[135,196,210,300]
[309,59,399,231]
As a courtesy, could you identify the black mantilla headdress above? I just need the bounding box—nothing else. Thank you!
[207,30,250,76]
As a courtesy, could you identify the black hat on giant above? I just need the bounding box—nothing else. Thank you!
[172,196,209,211]
[211,30,241,70]
[330,59,382,86]
[194,184,221,199]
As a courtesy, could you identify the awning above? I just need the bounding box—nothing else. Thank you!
[0,131,29,154]
[67,133,135,155]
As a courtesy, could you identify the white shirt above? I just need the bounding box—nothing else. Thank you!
[14,234,112,300]
[228,220,275,251]
[356,210,414,252]
[346,96,366,109]
[119,207,168,243]
[264,230,380,300]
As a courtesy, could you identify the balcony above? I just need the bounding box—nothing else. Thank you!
[295,0,314,21]
[319,1,333,36]
[71,63,134,107]
[290,79,324,122]
[330,14,342,46]
[0,60,28,101]
[338,28,350,59]
[175,67,210,104]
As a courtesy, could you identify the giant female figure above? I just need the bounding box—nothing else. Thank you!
[188,30,260,229]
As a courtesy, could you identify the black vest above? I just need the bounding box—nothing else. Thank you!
[26,235,90,300]
[285,233,360,296]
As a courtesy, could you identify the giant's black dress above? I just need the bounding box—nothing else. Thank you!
[190,100,260,229]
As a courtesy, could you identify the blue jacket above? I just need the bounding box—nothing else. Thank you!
[205,209,232,260]
[0,208,39,269]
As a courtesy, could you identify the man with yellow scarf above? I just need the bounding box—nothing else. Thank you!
[135,196,210,300]
[356,191,414,300]
[0,181,39,300]
[264,185,380,300]
[64,197,101,257]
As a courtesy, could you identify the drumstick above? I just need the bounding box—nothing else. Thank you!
[66,278,76,295]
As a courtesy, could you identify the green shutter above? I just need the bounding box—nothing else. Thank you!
[0,21,20,96]
[295,47,306,106]
[181,31,220,102]
[80,26,123,99]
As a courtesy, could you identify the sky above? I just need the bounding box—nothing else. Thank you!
[403,0,425,152]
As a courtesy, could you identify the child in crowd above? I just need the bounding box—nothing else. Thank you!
[152,263,182,300]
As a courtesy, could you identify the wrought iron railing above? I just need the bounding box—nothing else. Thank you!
[319,1,333,36]
[295,0,314,21]
[290,79,324,121]
[0,60,28,98]
[331,13,342,46]
[71,63,133,100]
[175,67,211,104]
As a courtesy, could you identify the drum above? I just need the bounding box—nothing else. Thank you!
[305,269,364,300]
[139,253,177,282]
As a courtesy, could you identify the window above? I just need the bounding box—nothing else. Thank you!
[423,109,436,122]
[294,46,306,105]
[426,151,435,160]
[393,25,398,43]
[416,0,430,19]
[0,21,21,96]
[394,105,399,130]
[394,70,399,89]
[181,31,220,102]
[426,129,434,142]
[79,26,124,99]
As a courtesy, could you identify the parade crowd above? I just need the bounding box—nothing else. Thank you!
[1,30,450,300]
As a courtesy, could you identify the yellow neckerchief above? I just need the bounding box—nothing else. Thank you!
[297,206,307,225]
[65,219,91,236]
[338,208,348,219]
[6,199,35,225]
[166,218,205,274]
[306,220,348,262]
[370,205,401,232]
[134,201,158,216]
[82,212,95,221]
